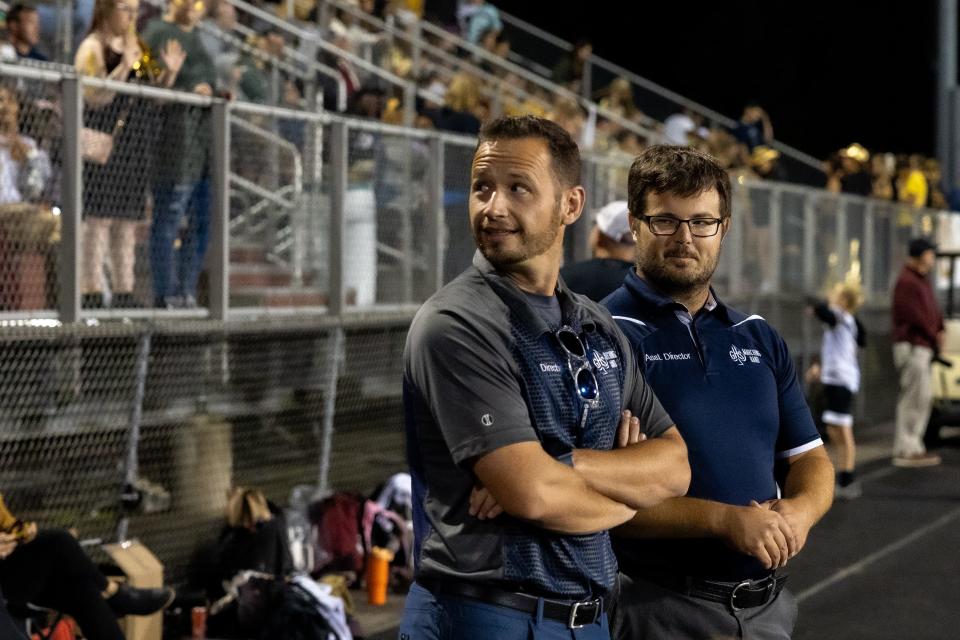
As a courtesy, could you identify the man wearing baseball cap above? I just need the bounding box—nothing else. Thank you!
[560,200,636,302]
[891,237,943,467]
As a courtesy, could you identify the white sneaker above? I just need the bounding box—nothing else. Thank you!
[892,452,942,467]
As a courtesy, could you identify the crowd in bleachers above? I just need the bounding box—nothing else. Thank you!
[0,0,955,312]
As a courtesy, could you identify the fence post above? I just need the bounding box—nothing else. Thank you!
[802,193,817,293]
[769,186,783,294]
[403,81,416,128]
[837,198,849,284]
[329,120,347,315]
[209,100,230,321]
[863,201,876,297]
[572,159,597,264]
[426,136,445,293]
[59,75,82,323]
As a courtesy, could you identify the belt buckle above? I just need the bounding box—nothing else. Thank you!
[730,578,775,612]
[568,598,601,629]
[729,580,751,612]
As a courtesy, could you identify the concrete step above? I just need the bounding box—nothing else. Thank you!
[229,264,294,288]
[230,244,268,264]
[230,287,328,308]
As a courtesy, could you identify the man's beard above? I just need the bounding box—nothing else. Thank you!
[474,206,562,267]
[637,245,719,296]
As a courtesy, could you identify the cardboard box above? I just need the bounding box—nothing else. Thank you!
[102,540,164,640]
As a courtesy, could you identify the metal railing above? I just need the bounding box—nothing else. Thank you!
[497,8,825,178]
[311,0,664,145]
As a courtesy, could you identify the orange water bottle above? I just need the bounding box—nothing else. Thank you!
[366,546,394,605]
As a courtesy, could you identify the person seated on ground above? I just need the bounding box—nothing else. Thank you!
[0,585,28,640]
[205,487,293,638]
[0,493,174,640]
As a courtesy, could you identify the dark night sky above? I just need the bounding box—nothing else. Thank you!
[497,1,942,160]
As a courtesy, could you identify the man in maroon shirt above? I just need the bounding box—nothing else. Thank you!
[891,237,943,467]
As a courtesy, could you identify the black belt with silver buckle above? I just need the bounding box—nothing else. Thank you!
[648,574,787,611]
[417,577,606,629]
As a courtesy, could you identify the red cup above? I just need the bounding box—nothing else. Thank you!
[191,606,207,639]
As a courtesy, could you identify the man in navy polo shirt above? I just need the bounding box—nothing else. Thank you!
[400,117,690,640]
[604,146,834,639]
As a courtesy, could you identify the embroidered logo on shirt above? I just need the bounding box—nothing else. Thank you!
[480,413,494,426]
[730,345,762,365]
[539,362,562,373]
[592,350,619,373]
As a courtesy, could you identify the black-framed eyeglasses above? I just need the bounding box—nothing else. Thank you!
[555,326,599,408]
[643,215,723,237]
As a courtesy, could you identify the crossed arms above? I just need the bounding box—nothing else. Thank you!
[470,413,690,535]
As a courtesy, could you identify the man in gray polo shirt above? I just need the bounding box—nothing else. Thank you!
[399,115,690,640]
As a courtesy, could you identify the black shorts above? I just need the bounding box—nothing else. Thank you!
[822,384,854,427]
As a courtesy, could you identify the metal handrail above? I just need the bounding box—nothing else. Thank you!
[497,8,824,173]
[315,0,661,141]
[306,0,553,118]
[226,0,417,123]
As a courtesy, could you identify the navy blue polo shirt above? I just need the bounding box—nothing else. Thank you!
[603,271,822,580]
[404,252,673,599]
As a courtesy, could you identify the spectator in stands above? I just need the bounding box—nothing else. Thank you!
[35,1,94,59]
[144,0,216,309]
[0,85,50,206]
[827,143,872,196]
[550,96,585,145]
[663,109,700,146]
[871,152,895,200]
[76,0,186,309]
[457,0,501,44]
[750,145,786,182]
[897,154,928,208]
[328,0,381,59]
[552,37,591,92]
[732,101,773,151]
[1,4,48,62]
[616,128,644,155]
[598,76,640,122]
[891,237,943,467]
[923,158,948,209]
[199,0,242,94]
[421,72,482,134]
[0,494,175,640]
[560,200,635,302]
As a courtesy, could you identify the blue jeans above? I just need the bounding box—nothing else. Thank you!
[399,582,610,640]
[150,178,211,303]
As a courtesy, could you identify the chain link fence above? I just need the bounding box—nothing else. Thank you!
[1,59,958,590]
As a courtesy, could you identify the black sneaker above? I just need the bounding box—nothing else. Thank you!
[81,293,104,309]
[107,584,176,617]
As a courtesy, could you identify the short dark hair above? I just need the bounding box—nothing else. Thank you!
[6,3,37,25]
[476,115,581,188]
[627,145,731,220]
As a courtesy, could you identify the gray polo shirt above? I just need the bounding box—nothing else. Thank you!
[403,251,673,599]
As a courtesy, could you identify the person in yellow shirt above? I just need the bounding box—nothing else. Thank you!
[899,154,929,208]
